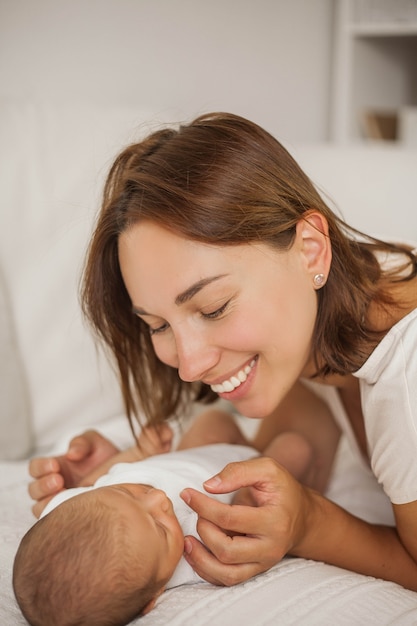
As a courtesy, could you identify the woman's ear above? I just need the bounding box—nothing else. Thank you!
[296,210,332,285]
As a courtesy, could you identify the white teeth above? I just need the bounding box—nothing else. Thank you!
[210,359,256,394]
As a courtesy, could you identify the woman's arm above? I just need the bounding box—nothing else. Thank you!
[295,489,417,590]
[180,457,417,590]
[393,500,417,573]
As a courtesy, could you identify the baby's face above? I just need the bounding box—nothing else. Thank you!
[98,483,184,586]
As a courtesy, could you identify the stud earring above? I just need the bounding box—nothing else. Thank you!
[313,273,326,288]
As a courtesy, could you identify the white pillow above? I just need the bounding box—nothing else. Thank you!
[0,264,32,459]
[0,101,168,453]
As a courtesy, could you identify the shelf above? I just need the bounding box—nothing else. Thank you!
[350,23,417,37]
[331,0,417,143]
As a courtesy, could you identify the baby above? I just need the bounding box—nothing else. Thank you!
[13,411,316,626]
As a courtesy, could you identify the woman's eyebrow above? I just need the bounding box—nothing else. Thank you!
[132,274,227,315]
[174,275,227,306]
[132,305,150,316]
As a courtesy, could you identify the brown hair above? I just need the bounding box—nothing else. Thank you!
[13,491,161,626]
[81,112,416,430]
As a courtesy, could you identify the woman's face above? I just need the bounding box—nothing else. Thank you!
[118,221,321,418]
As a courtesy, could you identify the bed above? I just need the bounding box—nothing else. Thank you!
[1,102,417,625]
[3,436,417,625]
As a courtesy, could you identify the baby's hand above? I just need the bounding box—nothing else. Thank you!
[28,430,119,517]
[137,423,174,457]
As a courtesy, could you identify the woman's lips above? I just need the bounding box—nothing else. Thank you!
[210,357,258,394]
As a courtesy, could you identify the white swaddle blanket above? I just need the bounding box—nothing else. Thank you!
[42,443,258,588]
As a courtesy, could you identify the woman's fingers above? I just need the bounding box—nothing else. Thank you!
[180,457,308,585]
[203,457,286,502]
[181,457,292,533]
[197,516,284,567]
[182,494,287,567]
[183,535,275,586]
[181,488,271,536]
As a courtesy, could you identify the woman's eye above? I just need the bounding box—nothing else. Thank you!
[135,314,169,336]
[149,323,169,336]
[202,300,230,320]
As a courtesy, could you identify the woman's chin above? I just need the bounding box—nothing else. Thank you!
[233,400,276,420]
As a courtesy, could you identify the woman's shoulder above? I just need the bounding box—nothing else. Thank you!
[355,306,417,384]
[366,270,417,333]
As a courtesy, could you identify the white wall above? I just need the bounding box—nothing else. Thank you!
[0,0,334,143]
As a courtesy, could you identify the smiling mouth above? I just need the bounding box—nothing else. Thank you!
[210,357,257,394]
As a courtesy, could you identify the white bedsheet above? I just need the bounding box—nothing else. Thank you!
[2,438,417,625]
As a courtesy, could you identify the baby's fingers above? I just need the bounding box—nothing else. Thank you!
[65,434,93,461]
[31,494,58,519]
[29,456,60,480]
[138,423,173,456]
[28,472,64,512]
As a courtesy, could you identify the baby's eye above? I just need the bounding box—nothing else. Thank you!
[156,520,167,537]
[202,300,230,320]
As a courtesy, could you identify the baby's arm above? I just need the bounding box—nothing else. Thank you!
[177,409,249,450]
[253,381,340,493]
[29,424,174,517]
[177,385,339,493]
[79,423,174,485]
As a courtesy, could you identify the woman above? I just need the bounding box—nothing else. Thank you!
[29,112,417,590]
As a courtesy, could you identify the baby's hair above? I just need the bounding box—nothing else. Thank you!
[13,490,161,626]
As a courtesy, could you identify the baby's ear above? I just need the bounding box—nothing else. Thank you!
[140,587,165,615]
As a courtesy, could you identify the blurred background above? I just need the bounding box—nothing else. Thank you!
[0,0,416,455]
[1,0,417,142]
[0,0,334,143]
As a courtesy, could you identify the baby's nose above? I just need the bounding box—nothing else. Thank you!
[147,488,170,509]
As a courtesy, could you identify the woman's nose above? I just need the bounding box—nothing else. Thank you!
[175,330,219,383]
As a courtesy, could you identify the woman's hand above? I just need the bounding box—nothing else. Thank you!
[28,430,119,518]
[180,456,311,586]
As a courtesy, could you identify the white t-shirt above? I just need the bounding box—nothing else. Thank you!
[42,443,258,588]
[353,307,417,505]
[302,304,417,510]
